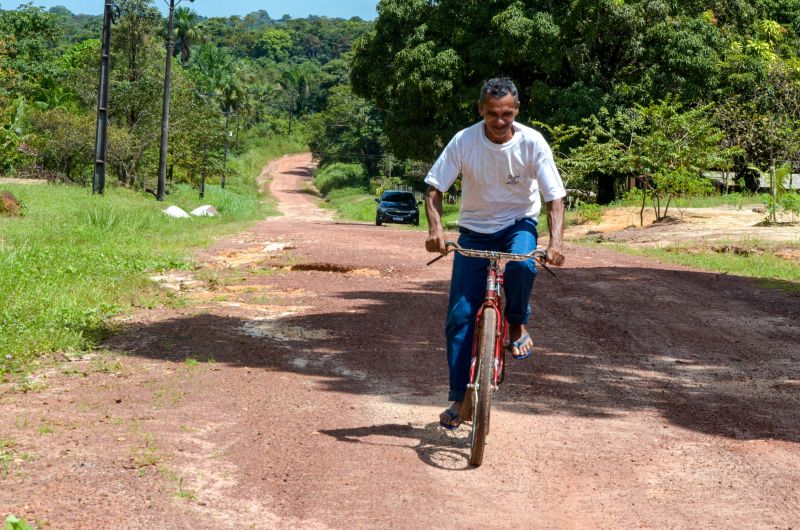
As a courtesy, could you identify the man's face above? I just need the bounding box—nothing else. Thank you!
[478,94,520,143]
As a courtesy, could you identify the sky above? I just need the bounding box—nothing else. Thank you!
[5,0,377,20]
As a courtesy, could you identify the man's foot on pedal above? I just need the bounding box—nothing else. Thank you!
[508,324,534,359]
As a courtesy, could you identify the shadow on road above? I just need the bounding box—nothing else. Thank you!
[281,168,314,177]
[108,264,800,444]
[320,423,474,471]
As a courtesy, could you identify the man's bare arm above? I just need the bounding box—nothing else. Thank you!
[425,186,447,253]
[545,198,566,266]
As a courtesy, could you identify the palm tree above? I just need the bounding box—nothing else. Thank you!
[217,70,245,115]
[279,69,309,134]
[171,6,206,65]
[190,43,231,93]
[216,70,246,187]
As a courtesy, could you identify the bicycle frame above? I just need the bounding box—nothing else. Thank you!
[468,259,506,390]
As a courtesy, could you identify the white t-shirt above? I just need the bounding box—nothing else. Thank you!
[425,121,566,234]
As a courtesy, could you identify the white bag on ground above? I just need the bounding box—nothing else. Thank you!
[163,205,191,218]
[190,205,219,217]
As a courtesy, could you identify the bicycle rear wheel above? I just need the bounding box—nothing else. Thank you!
[469,307,496,467]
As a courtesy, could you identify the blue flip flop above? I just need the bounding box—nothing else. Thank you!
[510,333,533,360]
[439,409,462,430]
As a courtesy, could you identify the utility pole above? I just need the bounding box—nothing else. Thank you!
[288,92,294,135]
[196,91,213,199]
[156,0,193,201]
[771,160,777,223]
[199,142,207,199]
[92,1,118,195]
[222,108,230,189]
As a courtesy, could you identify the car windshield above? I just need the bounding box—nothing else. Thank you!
[381,192,416,205]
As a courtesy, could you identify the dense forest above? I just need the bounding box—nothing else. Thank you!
[2,1,800,219]
[340,0,800,219]
[0,2,370,191]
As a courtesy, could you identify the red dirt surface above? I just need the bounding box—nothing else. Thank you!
[2,153,800,528]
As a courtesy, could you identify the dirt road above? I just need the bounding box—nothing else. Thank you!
[2,153,800,528]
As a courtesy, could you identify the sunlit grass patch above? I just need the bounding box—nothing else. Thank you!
[0,136,306,375]
[589,238,800,293]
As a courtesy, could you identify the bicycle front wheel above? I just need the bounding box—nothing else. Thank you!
[469,307,496,467]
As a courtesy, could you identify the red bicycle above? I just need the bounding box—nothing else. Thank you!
[428,241,551,466]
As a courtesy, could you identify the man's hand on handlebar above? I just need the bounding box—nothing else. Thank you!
[545,198,566,267]
[425,230,447,254]
[424,187,448,255]
[545,242,565,267]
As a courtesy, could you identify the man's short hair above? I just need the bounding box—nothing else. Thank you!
[479,77,519,104]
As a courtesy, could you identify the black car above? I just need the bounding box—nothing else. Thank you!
[375,190,421,226]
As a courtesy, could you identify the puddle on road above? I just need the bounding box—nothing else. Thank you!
[240,317,334,342]
[286,263,382,277]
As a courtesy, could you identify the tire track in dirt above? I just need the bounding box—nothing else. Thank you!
[2,153,800,528]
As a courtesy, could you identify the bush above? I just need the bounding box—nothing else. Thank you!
[620,187,644,205]
[313,162,367,195]
[780,192,800,221]
[0,100,32,173]
[575,202,605,224]
[29,108,94,183]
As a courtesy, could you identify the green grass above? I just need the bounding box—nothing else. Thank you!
[313,163,368,195]
[0,438,29,478]
[0,135,306,375]
[4,514,36,530]
[615,191,771,210]
[592,239,800,293]
[175,477,198,502]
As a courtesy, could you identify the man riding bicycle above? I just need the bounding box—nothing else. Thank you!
[424,77,567,429]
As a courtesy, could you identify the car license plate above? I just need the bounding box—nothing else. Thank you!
[392,216,403,221]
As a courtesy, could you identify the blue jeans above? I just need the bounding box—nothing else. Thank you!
[445,218,538,401]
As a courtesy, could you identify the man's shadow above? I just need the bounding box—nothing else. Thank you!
[320,423,478,471]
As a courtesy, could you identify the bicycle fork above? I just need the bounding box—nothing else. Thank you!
[467,263,506,392]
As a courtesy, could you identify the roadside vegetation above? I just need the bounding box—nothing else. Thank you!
[571,189,799,291]
[0,133,303,376]
[0,4,370,189]
[0,2,368,373]
[595,240,800,292]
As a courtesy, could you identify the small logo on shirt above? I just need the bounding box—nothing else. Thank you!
[506,174,521,185]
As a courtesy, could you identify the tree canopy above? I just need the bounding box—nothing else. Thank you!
[351,0,800,164]
[0,3,372,189]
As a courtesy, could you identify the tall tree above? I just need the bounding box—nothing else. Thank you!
[351,0,800,161]
[307,84,384,175]
[278,68,308,134]
[171,6,206,65]
[0,5,61,96]
[114,0,160,128]
[570,99,733,221]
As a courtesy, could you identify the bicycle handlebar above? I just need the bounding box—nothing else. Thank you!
[426,241,556,277]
